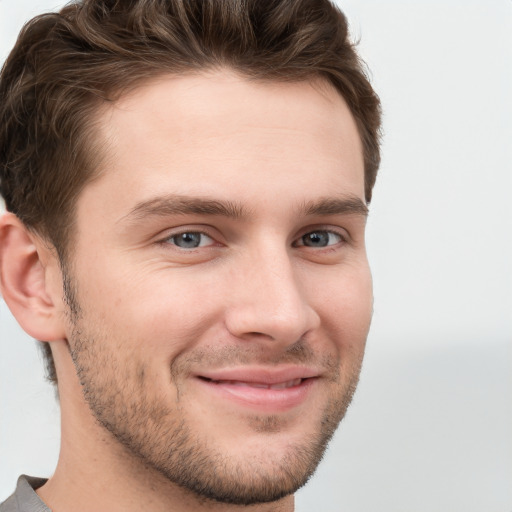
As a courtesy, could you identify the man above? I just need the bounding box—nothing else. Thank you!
[0,0,381,510]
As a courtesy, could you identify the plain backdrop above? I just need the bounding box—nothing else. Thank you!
[1,1,511,511]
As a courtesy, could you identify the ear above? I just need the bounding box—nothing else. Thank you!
[0,212,67,341]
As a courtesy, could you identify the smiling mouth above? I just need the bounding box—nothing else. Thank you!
[200,377,304,390]
[196,376,315,411]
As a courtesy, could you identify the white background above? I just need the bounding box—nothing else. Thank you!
[1,1,511,510]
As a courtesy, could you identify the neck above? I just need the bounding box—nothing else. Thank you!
[37,343,294,512]
[39,456,294,512]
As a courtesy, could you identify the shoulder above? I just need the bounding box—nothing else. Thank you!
[0,476,49,512]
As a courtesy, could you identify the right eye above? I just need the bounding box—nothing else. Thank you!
[295,230,344,248]
[165,231,215,249]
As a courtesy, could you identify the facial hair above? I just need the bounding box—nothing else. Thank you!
[64,271,363,506]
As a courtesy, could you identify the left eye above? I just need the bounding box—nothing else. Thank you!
[167,232,214,249]
[296,230,343,248]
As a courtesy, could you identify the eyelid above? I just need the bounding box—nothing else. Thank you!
[293,226,350,247]
[171,232,215,248]
[156,225,222,248]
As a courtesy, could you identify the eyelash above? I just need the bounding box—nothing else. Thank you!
[159,228,347,251]
[293,230,346,249]
[160,230,216,250]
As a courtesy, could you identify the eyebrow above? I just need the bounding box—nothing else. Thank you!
[121,195,248,223]
[121,193,368,224]
[301,196,369,218]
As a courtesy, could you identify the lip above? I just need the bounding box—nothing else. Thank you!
[194,366,320,412]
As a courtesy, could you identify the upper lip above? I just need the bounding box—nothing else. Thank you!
[196,366,320,385]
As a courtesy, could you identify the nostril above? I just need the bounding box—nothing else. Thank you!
[224,296,320,347]
[247,331,274,339]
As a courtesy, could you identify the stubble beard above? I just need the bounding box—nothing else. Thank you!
[64,272,363,506]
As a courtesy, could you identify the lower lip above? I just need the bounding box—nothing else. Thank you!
[195,377,316,412]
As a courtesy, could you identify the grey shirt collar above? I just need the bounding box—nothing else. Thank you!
[0,476,50,512]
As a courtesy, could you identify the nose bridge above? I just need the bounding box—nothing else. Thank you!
[225,241,319,344]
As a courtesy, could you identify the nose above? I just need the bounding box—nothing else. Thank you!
[224,248,320,348]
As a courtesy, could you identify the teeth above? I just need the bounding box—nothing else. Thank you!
[252,383,270,389]
[213,378,303,389]
[269,378,302,389]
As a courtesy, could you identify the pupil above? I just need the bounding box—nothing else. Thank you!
[305,232,328,247]
[177,233,200,248]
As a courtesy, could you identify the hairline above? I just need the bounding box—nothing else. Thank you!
[56,67,366,264]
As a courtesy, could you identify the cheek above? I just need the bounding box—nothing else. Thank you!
[79,265,227,357]
[315,265,373,347]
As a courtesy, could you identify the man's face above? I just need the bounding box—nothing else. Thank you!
[63,71,372,505]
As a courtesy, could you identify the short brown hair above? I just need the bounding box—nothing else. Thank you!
[0,0,381,385]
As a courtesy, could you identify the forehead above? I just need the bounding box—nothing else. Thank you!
[82,70,364,217]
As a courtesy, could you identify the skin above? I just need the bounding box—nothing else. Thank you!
[0,70,372,512]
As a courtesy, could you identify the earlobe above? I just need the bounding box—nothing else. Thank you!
[0,212,67,342]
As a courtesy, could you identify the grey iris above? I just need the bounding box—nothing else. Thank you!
[302,232,329,247]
